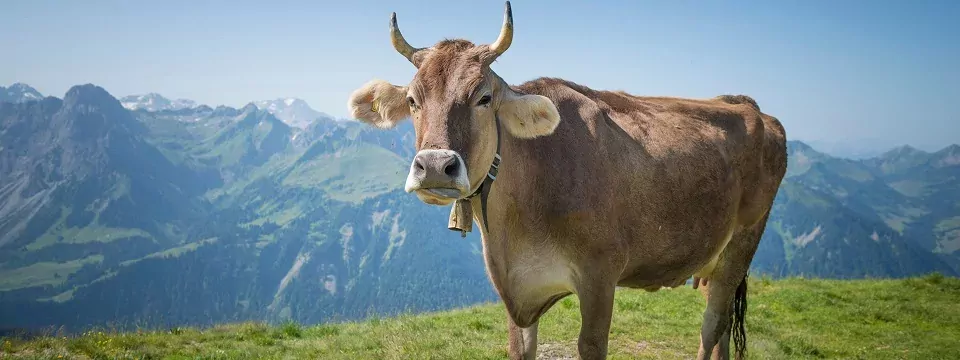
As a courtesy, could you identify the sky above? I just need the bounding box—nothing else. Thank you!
[1,0,958,151]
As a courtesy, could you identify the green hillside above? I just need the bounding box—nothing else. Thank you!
[751,141,960,278]
[3,275,958,359]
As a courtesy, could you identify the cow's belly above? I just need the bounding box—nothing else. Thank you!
[615,163,742,291]
[617,226,737,291]
[489,246,576,328]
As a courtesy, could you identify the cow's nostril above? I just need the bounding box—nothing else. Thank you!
[414,158,425,171]
[444,157,459,177]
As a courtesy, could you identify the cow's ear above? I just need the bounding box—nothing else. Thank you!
[497,90,561,139]
[347,79,410,129]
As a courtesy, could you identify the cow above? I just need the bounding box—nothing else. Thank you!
[346,2,787,359]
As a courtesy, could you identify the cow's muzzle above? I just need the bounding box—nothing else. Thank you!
[404,149,471,205]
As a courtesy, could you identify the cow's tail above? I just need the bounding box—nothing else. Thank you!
[731,274,748,360]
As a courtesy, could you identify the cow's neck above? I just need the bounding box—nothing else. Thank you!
[449,114,502,237]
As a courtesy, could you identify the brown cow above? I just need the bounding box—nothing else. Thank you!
[346,2,787,359]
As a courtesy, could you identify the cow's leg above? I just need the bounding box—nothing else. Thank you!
[696,212,769,360]
[575,278,617,360]
[697,281,735,360]
[697,284,731,359]
[507,313,539,360]
[713,327,732,359]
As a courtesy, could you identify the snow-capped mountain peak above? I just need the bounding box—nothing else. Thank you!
[252,97,329,129]
[0,82,44,103]
[120,93,197,112]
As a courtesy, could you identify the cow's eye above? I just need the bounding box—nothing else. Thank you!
[477,95,492,106]
[407,97,417,108]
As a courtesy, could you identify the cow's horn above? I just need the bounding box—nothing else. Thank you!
[488,1,514,58]
[390,12,420,65]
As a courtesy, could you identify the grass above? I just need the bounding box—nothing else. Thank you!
[247,205,303,228]
[889,180,928,198]
[281,143,407,204]
[30,227,154,250]
[37,238,220,303]
[118,238,219,267]
[2,275,959,359]
[0,255,104,292]
[26,206,154,251]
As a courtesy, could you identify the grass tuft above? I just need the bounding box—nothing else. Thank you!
[277,321,302,339]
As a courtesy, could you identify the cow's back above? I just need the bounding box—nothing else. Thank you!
[509,77,786,287]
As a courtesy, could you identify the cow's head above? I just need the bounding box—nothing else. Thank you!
[347,1,561,206]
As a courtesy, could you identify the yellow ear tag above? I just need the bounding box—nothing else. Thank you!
[371,98,380,113]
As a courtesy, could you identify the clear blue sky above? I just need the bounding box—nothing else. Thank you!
[2,0,958,150]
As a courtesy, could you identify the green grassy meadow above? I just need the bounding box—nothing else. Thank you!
[2,275,958,359]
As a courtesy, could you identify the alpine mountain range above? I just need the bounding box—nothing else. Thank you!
[1,82,957,333]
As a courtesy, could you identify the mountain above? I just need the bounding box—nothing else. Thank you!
[119,93,198,112]
[802,138,892,159]
[864,144,960,259]
[0,85,211,251]
[253,98,331,129]
[0,83,44,103]
[0,83,957,334]
[752,141,960,277]
[97,91,332,130]
[0,85,495,332]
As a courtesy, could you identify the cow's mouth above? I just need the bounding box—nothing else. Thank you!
[413,187,463,205]
[421,188,462,199]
